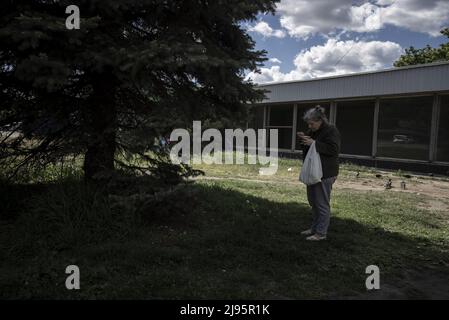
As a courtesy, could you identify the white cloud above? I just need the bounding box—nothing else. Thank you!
[247,21,286,38]
[268,58,282,64]
[276,0,449,39]
[245,39,403,84]
[375,0,395,5]
[245,65,286,83]
[350,3,383,32]
[380,0,449,36]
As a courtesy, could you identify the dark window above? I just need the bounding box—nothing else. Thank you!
[336,100,374,156]
[267,128,292,150]
[437,95,449,162]
[377,96,433,160]
[268,105,293,126]
[267,104,293,150]
[295,103,330,150]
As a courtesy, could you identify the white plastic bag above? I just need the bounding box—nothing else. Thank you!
[299,141,323,185]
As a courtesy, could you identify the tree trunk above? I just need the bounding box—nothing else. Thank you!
[83,73,117,182]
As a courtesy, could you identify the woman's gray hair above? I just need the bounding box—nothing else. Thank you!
[303,105,328,123]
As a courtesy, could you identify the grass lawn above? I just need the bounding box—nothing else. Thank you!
[1,154,448,299]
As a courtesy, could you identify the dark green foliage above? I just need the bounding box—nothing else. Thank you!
[0,0,277,182]
[146,154,204,185]
[394,28,449,67]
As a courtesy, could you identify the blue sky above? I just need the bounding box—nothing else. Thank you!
[244,0,449,83]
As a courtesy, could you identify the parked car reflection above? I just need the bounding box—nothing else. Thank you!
[393,134,415,144]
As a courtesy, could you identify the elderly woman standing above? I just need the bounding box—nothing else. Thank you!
[297,106,341,241]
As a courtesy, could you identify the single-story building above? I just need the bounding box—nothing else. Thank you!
[250,61,449,174]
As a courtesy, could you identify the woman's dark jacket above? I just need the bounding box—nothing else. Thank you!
[301,122,341,179]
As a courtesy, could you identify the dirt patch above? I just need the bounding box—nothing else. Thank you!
[337,176,448,198]
[192,172,449,214]
[335,174,449,214]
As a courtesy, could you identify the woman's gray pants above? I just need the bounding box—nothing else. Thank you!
[306,176,337,236]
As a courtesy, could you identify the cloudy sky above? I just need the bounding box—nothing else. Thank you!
[244,0,449,84]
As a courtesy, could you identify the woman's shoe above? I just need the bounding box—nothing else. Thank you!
[300,229,313,235]
[306,234,327,241]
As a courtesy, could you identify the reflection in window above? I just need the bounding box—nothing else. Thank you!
[377,96,433,160]
[437,95,449,162]
[295,103,330,150]
[336,100,374,156]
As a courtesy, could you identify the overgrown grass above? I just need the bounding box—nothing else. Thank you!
[1,154,448,299]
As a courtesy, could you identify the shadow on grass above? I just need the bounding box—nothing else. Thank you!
[0,179,448,299]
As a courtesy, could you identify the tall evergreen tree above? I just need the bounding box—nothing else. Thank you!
[0,0,277,181]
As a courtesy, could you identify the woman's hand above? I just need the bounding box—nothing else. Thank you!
[301,136,314,146]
